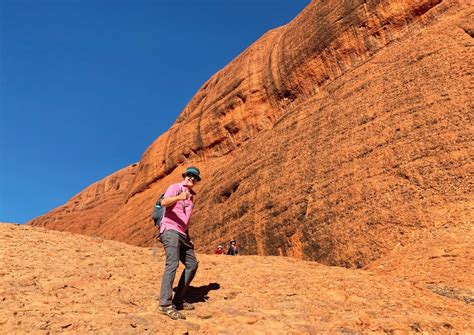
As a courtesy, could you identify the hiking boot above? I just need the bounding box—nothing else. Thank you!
[174,301,195,311]
[159,305,186,320]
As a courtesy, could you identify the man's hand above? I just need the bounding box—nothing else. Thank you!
[185,233,194,249]
[161,190,189,207]
[176,190,189,201]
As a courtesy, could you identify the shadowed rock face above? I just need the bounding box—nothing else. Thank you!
[29,0,473,267]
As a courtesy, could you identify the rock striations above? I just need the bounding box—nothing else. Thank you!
[29,0,473,267]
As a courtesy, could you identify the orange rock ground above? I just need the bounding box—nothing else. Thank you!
[1,224,472,334]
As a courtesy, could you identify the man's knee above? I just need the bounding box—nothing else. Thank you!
[165,258,179,270]
[188,260,199,272]
[165,249,180,271]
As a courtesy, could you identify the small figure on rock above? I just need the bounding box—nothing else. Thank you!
[227,240,238,256]
[215,245,224,255]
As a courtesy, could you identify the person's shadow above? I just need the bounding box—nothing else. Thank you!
[175,283,220,303]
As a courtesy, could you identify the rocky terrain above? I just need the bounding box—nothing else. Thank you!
[29,0,473,268]
[1,223,472,334]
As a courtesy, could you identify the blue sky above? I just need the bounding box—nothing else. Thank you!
[0,0,309,224]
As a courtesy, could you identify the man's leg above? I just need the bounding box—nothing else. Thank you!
[159,231,180,307]
[173,246,198,306]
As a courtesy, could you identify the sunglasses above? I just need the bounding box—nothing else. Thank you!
[186,173,199,182]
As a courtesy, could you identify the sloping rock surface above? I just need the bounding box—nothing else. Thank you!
[29,0,473,267]
[29,164,139,236]
[1,224,472,334]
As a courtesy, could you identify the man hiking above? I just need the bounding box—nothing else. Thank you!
[227,240,239,255]
[158,166,201,320]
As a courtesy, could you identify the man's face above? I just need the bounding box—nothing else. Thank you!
[184,174,199,188]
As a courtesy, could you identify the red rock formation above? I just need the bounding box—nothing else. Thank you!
[29,164,138,236]
[29,0,473,267]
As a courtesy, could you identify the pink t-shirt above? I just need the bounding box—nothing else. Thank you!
[159,182,194,236]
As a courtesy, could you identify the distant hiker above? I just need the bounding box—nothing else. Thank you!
[158,166,201,320]
[227,240,238,256]
[215,245,224,255]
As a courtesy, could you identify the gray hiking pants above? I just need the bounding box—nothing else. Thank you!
[159,229,198,307]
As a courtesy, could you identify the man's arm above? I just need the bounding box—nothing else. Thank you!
[161,190,188,207]
[161,184,189,207]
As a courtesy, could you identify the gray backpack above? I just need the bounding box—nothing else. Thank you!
[151,193,165,228]
[151,185,182,228]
